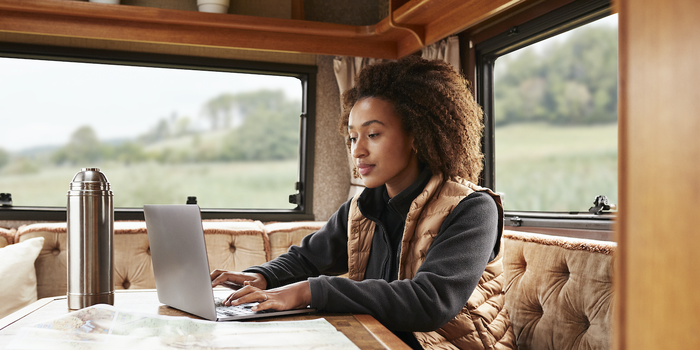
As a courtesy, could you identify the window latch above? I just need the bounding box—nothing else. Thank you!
[289,193,302,205]
[588,195,616,215]
[509,216,523,227]
[0,193,12,207]
[289,182,303,205]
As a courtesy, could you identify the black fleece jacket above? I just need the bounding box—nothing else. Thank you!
[244,168,499,335]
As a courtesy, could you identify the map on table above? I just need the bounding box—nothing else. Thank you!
[7,304,359,350]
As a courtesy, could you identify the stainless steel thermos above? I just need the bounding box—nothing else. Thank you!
[67,167,114,310]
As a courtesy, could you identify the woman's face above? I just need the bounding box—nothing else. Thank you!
[348,97,420,197]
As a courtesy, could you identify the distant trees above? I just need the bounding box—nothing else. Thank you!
[50,89,300,165]
[201,94,238,130]
[222,90,300,161]
[495,25,618,126]
[52,126,104,164]
[200,89,289,131]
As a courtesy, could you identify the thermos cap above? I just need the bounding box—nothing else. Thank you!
[69,168,112,192]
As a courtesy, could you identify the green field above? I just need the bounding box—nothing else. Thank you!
[0,160,299,209]
[1,123,617,212]
[495,122,618,212]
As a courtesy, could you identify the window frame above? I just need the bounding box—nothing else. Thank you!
[475,0,615,231]
[0,42,316,222]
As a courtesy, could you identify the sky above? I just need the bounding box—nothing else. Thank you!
[0,57,303,152]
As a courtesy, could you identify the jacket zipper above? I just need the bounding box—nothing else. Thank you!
[375,221,391,281]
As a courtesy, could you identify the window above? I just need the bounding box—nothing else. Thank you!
[0,44,316,221]
[476,0,615,230]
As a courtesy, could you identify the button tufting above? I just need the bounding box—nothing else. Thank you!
[146,247,151,255]
[52,248,61,256]
[122,280,131,289]
[532,302,543,314]
[229,245,236,254]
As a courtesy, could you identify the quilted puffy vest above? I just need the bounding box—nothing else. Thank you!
[347,173,517,350]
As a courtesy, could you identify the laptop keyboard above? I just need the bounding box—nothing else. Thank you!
[214,297,261,317]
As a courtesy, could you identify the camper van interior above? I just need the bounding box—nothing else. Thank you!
[0,0,698,349]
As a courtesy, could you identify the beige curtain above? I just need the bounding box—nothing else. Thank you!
[333,57,388,198]
[333,37,460,199]
[421,36,460,71]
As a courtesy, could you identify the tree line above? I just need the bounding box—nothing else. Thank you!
[2,26,617,170]
[494,24,618,126]
[7,89,301,168]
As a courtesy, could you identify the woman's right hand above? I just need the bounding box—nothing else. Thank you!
[210,269,267,290]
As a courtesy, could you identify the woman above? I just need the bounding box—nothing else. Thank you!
[211,56,516,349]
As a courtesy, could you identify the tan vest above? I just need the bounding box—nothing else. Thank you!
[347,173,517,350]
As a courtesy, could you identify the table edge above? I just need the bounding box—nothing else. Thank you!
[2,292,411,350]
[0,296,64,330]
[353,314,411,350]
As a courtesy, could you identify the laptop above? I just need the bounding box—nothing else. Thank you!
[143,204,315,321]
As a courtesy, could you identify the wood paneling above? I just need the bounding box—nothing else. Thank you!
[290,0,304,20]
[616,0,700,349]
[0,0,397,58]
[0,32,317,65]
[0,0,531,59]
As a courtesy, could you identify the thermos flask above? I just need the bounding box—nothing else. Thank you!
[67,167,114,310]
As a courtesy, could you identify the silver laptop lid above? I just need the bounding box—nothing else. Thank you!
[144,204,218,321]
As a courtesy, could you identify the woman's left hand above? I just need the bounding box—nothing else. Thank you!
[223,280,312,312]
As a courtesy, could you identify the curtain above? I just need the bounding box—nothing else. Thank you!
[333,57,387,198]
[333,37,460,199]
[421,36,460,71]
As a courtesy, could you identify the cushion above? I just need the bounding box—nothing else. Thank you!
[16,223,67,299]
[0,236,45,319]
[16,220,273,297]
[263,221,325,259]
[202,220,268,270]
[502,230,615,350]
[113,221,154,290]
[0,227,14,247]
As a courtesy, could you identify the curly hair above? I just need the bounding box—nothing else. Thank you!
[338,55,484,183]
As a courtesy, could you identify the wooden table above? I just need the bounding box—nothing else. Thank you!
[0,289,409,349]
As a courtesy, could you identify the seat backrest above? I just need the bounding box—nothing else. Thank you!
[15,220,269,298]
[502,230,615,350]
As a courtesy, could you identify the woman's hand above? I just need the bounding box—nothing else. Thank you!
[222,281,312,312]
[210,269,267,290]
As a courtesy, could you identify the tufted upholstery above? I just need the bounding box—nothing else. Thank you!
[502,230,615,350]
[15,223,67,300]
[14,220,274,299]
[201,220,268,271]
[0,227,14,247]
[6,221,618,349]
[263,221,326,259]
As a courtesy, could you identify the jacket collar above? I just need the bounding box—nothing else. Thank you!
[357,166,433,221]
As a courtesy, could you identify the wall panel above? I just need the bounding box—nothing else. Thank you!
[616,0,700,348]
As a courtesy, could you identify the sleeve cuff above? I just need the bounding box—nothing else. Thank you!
[308,276,328,310]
